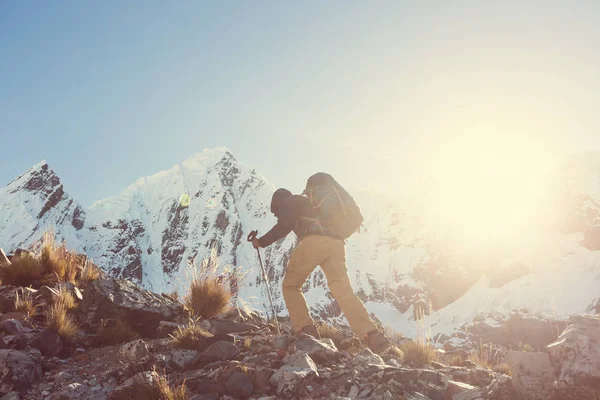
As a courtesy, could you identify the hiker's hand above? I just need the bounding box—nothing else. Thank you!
[251,237,261,249]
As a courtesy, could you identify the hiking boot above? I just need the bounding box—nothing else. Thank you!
[301,324,321,339]
[366,330,392,354]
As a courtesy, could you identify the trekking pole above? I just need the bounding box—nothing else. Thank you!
[247,230,281,335]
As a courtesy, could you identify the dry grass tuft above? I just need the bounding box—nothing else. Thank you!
[79,260,102,286]
[45,303,79,343]
[0,252,45,287]
[93,319,139,347]
[40,233,78,285]
[399,340,437,367]
[53,285,76,310]
[170,320,213,350]
[14,289,38,316]
[111,369,187,400]
[446,353,465,366]
[468,341,504,370]
[184,249,232,319]
[0,232,102,288]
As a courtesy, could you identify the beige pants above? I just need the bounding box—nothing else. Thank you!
[282,235,377,338]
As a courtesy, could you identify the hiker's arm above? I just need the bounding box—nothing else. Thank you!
[257,218,294,247]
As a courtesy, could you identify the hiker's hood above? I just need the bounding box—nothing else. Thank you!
[270,188,292,217]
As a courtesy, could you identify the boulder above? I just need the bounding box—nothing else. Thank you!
[226,371,254,398]
[506,350,553,400]
[0,320,23,336]
[270,352,319,397]
[0,350,42,395]
[79,277,185,337]
[354,348,385,365]
[117,339,150,364]
[31,330,64,358]
[213,320,259,335]
[444,380,476,400]
[294,336,340,363]
[547,315,600,399]
[167,349,197,370]
[189,341,240,367]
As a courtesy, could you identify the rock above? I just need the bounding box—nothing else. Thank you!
[190,341,240,367]
[253,367,275,390]
[167,349,197,370]
[506,350,553,400]
[444,381,476,400]
[50,383,94,400]
[56,282,83,302]
[213,320,258,335]
[0,350,42,395]
[452,388,486,400]
[0,320,23,335]
[156,321,183,338]
[189,395,220,400]
[0,249,10,265]
[80,277,185,337]
[117,339,149,364]
[273,335,293,350]
[294,336,339,363]
[226,371,254,398]
[354,348,385,365]
[31,330,64,358]
[486,375,516,400]
[547,315,600,399]
[0,392,19,400]
[270,352,319,397]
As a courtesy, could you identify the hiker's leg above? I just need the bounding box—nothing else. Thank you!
[321,238,378,339]
[282,236,327,333]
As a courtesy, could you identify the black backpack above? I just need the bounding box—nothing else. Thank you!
[303,173,363,239]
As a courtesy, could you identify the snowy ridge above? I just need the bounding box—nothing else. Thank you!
[2,149,600,340]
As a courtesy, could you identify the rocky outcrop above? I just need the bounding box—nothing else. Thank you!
[0,350,42,396]
[78,277,185,337]
[548,315,600,399]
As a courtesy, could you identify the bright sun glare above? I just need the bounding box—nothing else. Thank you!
[426,133,552,249]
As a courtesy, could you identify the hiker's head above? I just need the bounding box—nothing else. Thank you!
[270,188,292,217]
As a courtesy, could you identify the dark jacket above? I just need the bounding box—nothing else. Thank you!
[258,194,321,247]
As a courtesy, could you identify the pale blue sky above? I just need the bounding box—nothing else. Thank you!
[2,1,600,205]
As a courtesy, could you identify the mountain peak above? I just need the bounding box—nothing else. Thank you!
[6,160,60,194]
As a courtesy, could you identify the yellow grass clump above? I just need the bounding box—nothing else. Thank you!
[184,249,233,319]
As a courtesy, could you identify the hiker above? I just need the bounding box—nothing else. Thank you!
[251,173,391,353]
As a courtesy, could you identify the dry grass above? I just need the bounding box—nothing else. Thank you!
[446,353,465,366]
[14,288,39,316]
[93,319,139,347]
[399,340,437,367]
[111,369,187,400]
[79,260,102,286]
[40,233,78,285]
[184,249,232,319]
[0,232,102,288]
[468,341,504,370]
[170,321,213,350]
[53,285,76,310]
[0,252,45,287]
[45,303,79,343]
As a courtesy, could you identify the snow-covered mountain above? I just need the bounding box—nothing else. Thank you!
[2,148,600,340]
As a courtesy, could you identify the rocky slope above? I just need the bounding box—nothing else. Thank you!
[0,268,598,400]
[2,148,600,341]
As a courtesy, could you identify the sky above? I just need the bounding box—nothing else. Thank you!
[2,1,600,206]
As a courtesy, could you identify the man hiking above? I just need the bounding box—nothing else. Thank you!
[251,173,391,353]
